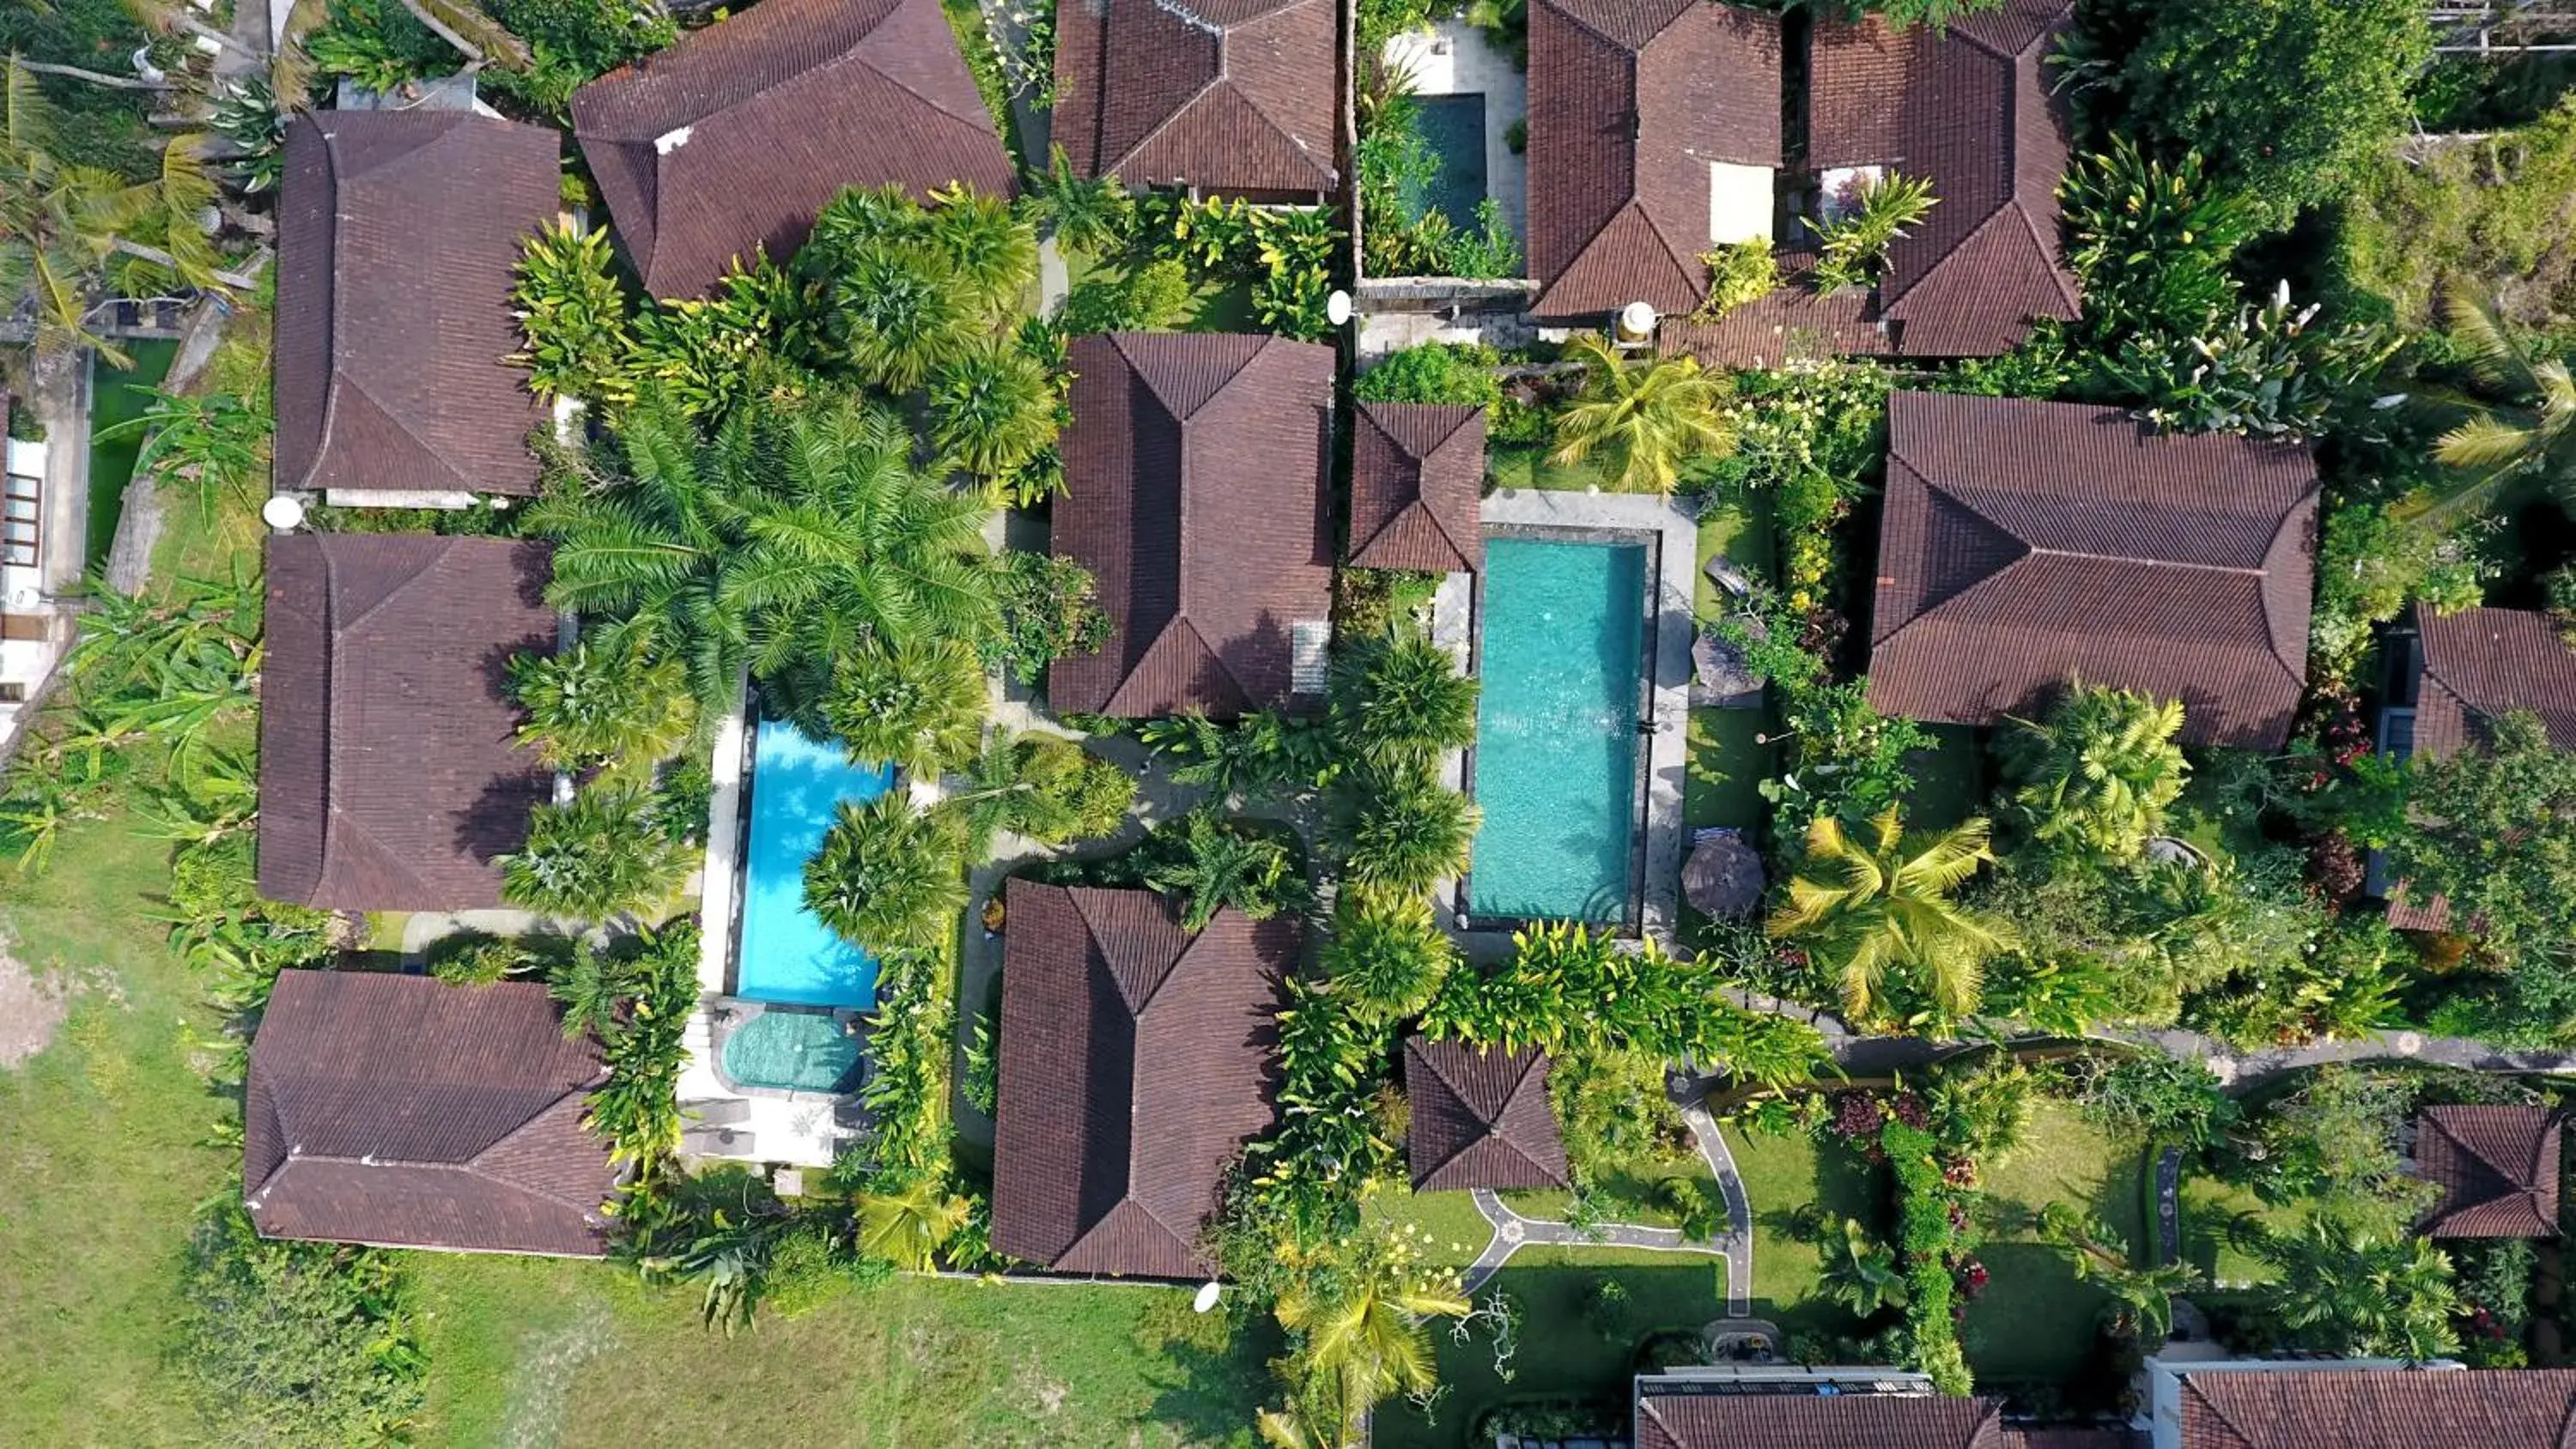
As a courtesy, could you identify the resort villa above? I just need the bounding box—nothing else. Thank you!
[1402,1036,1569,1192]
[0,397,60,754]
[568,0,1016,300]
[2136,1360,2576,1449]
[1052,0,1338,199]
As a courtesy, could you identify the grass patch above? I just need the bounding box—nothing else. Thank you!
[1186,276,1258,333]
[1488,440,1605,493]
[2178,1171,2287,1288]
[1370,1188,1501,1269]
[1686,709,1771,837]
[1692,488,1772,621]
[86,338,179,568]
[1961,1100,2148,1383]
[1903,722,1990,831]
[1726,1121,1880,1344]
[1372,1258,1728,1449]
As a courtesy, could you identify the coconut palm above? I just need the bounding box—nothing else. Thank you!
[498,785,694,921]
[804,795,969,953]
[2418,283,2576,520]
[945,730,1135,855]
[2002,684,2190,859]
[1273,1235,1470,1436]
[1020,143,1133,254]
[1547,333,1738,495]
[1767,807,2014,1024]
[2033,1202,2198,1339]
[509,632,698,783]
[1321,893,1458,1022]
[1144,811,1304,930]
[547,941,631,1041]
[2243,1211,2460,1359]
[820,638,988,779]
[1817,1216,1908,1316]
[637,1208,782,1336]
[855,1179,971,1272]
[929,336,1060,477]
[1329,634,1478,769]
[1335,768,1479,900]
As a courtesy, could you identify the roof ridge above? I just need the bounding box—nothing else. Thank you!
[2179,1378,2260,1449]
[1881,193,2016,312]
[470,1087,614,1214]
[317,538,476,903]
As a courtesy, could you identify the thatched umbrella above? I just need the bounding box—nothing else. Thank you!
[1682,831,1765,920]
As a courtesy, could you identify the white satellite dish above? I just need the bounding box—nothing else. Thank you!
[1618,300,1657,340]
[261,494,306,531]
[1192,1281,1224,1313]
[1326,290,1353,327]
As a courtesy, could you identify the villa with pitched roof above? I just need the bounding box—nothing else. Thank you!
[256,535,556,912]
[988,882,1291,1279]
[246,971,617,1257]
[1050,331,1337,718]
[2142,1359,2576,1449]
[1866,392,2321,749]
[2414,1105,2562,1240]
[1348,402,1485,574]
[273,111,558,506]
[1052,0,1337,198]
[1403,1037,1568,1191]
[569,0,1015,300]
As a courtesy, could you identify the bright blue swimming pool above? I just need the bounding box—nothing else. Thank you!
[1468,536,1646,923]
[736,718,894,1008]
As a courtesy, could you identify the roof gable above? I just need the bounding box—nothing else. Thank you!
[2414,607,2576,761]
[2417,1106,2563,1239]
[571,0,1016,299]
[1866,392,2320,749]
[991,883,1292,1278]
[1405,1038,1569,1191]
[1053,0,1336,193]
[273,112,556,498]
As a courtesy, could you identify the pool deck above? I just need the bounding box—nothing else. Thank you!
[1479,488,1694,948]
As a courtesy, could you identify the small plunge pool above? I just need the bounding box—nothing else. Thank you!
[719,1007,865,1094]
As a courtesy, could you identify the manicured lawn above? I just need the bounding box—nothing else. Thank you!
[1686,709,1771,834]
[2178,1171,2287,1288]
[416,1253,1275,1448]
[1372,1253,1730,1449]
[1371,1187,1502,1268]
[1692,485,1772,621]
[1488,440,1606,492]
[1962,1100,2150,1384]
[1723,1121,1880,1343]
[87,337,179,567]
[1904,722,1990,829]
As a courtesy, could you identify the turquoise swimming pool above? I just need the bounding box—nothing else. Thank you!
[736,718,893,1008]
[1468,535,1647,924]
[720,1006,865,1094]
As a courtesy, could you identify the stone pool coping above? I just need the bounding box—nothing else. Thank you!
[1474,488,1694,948]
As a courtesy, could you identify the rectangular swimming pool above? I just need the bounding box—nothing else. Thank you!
[735,718,894,1008]
[1467,534,1648,924]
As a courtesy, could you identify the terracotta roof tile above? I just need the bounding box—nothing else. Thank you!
[1050,332,1336,718]
[274,112,556,498]
[2415,607,2576,761]
[1807,0,2080,356]
[1349,403,1484,573]
[2175,1367,2576,1448]
[571,0,1016,300]
[989,883,1292,1277]
[1866,393,2319,749]
[1053,0,1336,194]
[244,971,614,1256]
[2417,1106,2563,1239]
[1635,1388,2009,1449]
[256,535,556,911]
[1404,1037,1568,1191]
[1527,0,1781,319]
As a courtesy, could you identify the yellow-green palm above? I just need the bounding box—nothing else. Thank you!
[854,1180,969,1272]
[2421,283,2576,519]
[2006,684,2189,858]
[1768,807,2013,1023]
[1273,1264,1468,1432]
[1547,332,1737,495]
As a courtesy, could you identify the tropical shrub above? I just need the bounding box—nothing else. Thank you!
[805,795,970,954]
[1139,710,1336,803]
[177,1196,427,1444]
[2236,1064,2439,1234]
[2071,1049,2239,1147]
[2387,712,2576,971]
[822,639,988,779]
[857,946,958,1189]
[1021,143,1132,254]
[1881,1120,1974,1394]
[584,922,700,1170]
[1549,333,1738,495]
[1999,684,2190,860]
[162,835,337,1020]
[1238,973,1404,1241]
[2059,139,2257,346]
[1770,808,2013,1027]
[929,336,1059,476]
[1139,811,1306,930]
[987,550,1109,686]
[2241,1211,2460,1359]
[623,260,801,421]
[306,0,458,96]
[1694,239,1777,322]
[513,227,635,404]
[479,0,677,117]
[1352,343,1506,409]
[509,631,696,783]
[856,1179,973,1272]
[1058,257,1194,335]
[1329,634,1478,768]
[2306,499,2488,690]
[96,387,273,527]
[428,935,543,986]
[1333,765,1479,900]
[2333,98,2576,331]
[2104,288,2396,441]
[1808,171,1936,293]
[1321,892,1458,1024]
[501,785,695,920]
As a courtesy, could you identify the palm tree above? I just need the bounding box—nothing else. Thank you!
[1144,811,1303,930]
[1330,634,1478,769]
[1273,1236,1471,1438]
[929,336,1060,478]
[1020,143,1132,254]
[2418,283,2576,520]
[1321,893,1458,1023]
[92,387,270,526]
[945,730,1135,855]
[2002,684,2190,859]
[1817,1216,1908,1316]
[855,1179,971,1272]
[547,941,631,1041]
[508,632,698,784]
[828,243,979,392]
[2033,1203,2198,1340]
[1767,807,2014,1024]
[2245,1211,2460,1359]
[820,638,988,780]
[1547,333,1738,495]
[803,795,969,953]
[637,1208,782,1336]
[927,184,1039,320]
[1335,768,1479,900]
[0,61,241,371]
[498,786,694,921]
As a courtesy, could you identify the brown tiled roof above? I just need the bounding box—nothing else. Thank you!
[2417,1106,2563,1239]
[1049,332,1335,718]
[569,0,1015,300]
[1052,0,1335,195]
[244,970,615,1256]
[1404,1037,1568,1191]
[256,535,556,911]
[1660,246,1885,367]
[988,882,1291,1278]
[1635,1389,2010,1449]
[1349,403,1484,573]
[1527,0,1781,320]
[2174,1367,2576,1448]
[274,112,556,498]
[1867,392,2320,749]
[1808,0,2081,356]
[2415,607,2576,761]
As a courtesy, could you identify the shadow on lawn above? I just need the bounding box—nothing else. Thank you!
[1140,1294,1284,1443]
